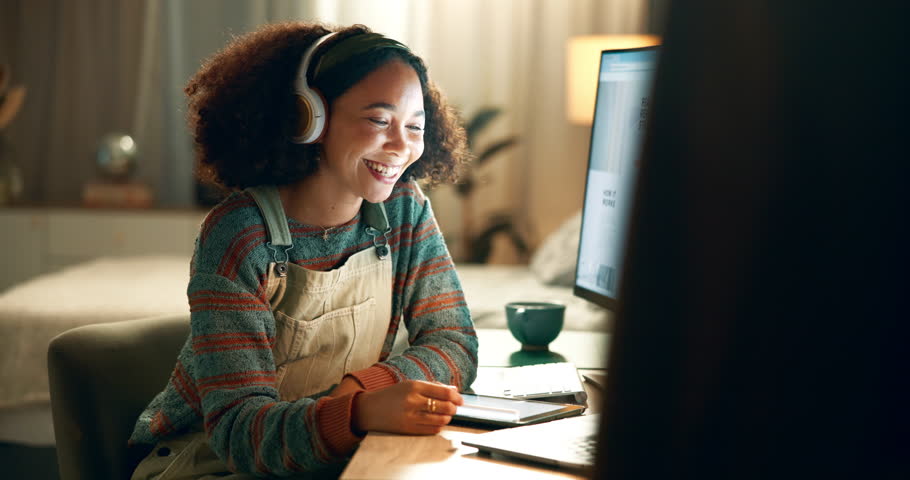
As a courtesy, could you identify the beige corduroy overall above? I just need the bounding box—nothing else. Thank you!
[131,186,393,479]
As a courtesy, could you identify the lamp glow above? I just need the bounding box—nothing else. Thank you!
[566,35,661,125]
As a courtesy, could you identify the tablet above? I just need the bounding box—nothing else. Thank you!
[452,394,586,428]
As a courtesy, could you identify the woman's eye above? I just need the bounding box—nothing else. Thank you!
[407,124,424,132]
[369,118,389,127]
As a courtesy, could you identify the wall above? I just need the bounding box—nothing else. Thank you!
[0,0,656,264]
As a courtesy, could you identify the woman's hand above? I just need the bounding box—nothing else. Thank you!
[352,380,463,435]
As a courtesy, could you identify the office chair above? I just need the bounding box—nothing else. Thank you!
[48,314,190,480]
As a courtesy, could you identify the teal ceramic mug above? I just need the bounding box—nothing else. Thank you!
[505,301,565,351]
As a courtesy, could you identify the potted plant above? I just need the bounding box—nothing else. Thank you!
[455,107,527,263]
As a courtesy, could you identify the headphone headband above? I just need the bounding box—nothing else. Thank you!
[294,32,337,94]
[291,32,337,144]
[291,31,411,145]
[313,33,410,79]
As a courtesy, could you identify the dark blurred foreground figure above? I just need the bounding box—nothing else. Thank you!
[596,1,908,479]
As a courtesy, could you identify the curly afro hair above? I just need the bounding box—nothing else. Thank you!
[186,22,468,191]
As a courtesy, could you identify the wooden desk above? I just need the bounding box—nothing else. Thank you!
[475,328,609,369]
[342,327,608,479]
[341,428,586,479]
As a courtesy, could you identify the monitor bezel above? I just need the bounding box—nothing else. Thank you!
[572,46,660,313]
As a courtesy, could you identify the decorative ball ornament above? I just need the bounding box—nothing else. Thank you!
[96,133,138,179]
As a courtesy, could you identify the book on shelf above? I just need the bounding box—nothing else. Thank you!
[82,181,153,208]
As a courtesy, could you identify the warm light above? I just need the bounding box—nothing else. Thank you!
[566,35,661,125]
[119,135,135,152]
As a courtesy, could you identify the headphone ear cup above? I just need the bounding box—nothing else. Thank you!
[294,87,327,144]
[292,31,336,144]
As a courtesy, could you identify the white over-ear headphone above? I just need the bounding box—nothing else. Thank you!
[291,32,338,144]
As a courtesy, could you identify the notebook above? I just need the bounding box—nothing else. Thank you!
[468,362,587,403]
[461,413,601,470]
[453,394,586,428]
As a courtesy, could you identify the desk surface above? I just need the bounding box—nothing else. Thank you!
[341,328,609,479]
[476,328,610,369]
[342,360,606,478]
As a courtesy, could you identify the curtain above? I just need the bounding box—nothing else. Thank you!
[2,0,652,261]
[0,0,149,204]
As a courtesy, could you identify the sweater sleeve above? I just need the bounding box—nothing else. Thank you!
[188,272,360,476]
[373,192,479,391]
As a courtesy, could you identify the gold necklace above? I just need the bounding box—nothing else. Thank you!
[321,225,337,241]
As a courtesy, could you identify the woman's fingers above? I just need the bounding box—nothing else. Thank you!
[411,381,463,430]
[354,380,466,435]
[418,413,453,429]
[419,396,458,416]
[415,380,464,405]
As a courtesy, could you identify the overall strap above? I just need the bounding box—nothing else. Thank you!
[246,185,293,276]
[363,201,391,259]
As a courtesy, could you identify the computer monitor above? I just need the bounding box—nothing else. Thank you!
[573,47,659,311]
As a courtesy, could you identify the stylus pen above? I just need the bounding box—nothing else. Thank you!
[457,404,521,419]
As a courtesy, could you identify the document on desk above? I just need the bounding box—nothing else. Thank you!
[453,394,585,428]
[469,363,587,402]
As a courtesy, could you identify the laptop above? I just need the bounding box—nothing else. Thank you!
[462,413,601,469]
[461,45,660,470]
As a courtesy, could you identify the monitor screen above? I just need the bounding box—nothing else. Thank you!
[574,47,659,311]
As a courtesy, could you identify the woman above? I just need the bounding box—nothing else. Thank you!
[129,22,477,478]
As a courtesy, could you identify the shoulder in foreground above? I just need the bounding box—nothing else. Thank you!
[386,179,427,207]
[197,190,263,249]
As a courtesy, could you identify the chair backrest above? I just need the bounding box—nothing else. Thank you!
[48,314,190,480]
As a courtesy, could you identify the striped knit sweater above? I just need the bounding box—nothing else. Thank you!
[129,180,478,476]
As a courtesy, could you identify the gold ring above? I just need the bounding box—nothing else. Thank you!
[428,398,437,413]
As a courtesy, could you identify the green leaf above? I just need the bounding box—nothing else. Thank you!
[465,107,503,149]
[476,137,519,166]
[454,177,475,196]
[464,214,529,263]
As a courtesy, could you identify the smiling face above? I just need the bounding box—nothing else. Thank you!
[318,59,425,204]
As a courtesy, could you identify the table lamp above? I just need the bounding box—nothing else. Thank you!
[566,34,661,125]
